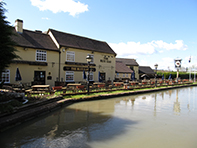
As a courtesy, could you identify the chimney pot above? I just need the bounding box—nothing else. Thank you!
[15,19,23,33]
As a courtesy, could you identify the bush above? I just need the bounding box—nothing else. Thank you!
[157,71,190,79]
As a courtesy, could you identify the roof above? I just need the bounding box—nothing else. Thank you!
[48,29,116,55]
[11,28,58,51]
[116,61,133,73]
[116,58,139,66]
[139,66,155,74]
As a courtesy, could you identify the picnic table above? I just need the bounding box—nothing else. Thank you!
[25,85,54,96]
[66,83,83,92]
[32,85,50,91]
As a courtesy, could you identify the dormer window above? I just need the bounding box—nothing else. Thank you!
[36,50,47,62]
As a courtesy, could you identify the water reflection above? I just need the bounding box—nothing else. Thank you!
[0,87,197,148]
[0,101,138,148]
[174,89,181,114]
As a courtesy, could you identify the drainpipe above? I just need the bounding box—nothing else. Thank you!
[58,47,61,83]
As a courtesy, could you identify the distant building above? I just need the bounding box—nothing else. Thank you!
[115,61,133,81]
[139,66,155,79]
[116,58,139,80]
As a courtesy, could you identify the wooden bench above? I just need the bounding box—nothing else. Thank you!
[52,86,62,91]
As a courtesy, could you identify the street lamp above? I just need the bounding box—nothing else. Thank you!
[154,64,158,87]
[86,55,92,95]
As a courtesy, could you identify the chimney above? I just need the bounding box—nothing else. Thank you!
[15,19,23,33]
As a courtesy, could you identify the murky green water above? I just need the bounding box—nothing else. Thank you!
[0,87,197,148]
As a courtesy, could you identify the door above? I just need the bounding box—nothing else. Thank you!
[100,72,106,81]
[34,71,46,85]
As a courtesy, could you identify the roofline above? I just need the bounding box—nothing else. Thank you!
[48,28,107,43]
[15,45,60,52]
[48,28,117,56]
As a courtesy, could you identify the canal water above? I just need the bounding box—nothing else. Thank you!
[0,87,197,148]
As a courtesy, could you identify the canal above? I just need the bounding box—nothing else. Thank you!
[0,87,197,148]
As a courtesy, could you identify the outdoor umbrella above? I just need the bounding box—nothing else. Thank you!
[168,74,172,80]
[98,71,102,82]
[83,70,86,79]
[131,71,135,81]
[162,74,164,80]
[15,68,22,81]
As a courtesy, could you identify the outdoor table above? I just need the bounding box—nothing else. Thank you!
[67,83,81,87]
[31,85,50,91]
[93,83,105,90]
[97,84,105,89]
[67,83,81,92]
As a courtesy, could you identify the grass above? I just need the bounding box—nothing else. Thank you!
[25,81,197,101]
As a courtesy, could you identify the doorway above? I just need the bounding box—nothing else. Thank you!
[33,71,46,85]
[100,72,106,81]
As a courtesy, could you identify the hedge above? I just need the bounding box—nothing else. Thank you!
[157,72,194,79]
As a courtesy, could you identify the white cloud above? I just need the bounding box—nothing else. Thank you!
[42,17,50,20]
[151,40,188,50]
[30,0,88,17]
[109,40,188,57]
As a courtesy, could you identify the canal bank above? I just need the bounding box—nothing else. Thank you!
[0,83,197,132]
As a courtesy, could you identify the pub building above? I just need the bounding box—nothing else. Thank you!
[0,19,116,86]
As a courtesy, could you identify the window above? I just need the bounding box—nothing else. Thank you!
[65,71,74,82]
[130,66,134,71]
[117,73,119,78]
[123,73,125,77]
[88,54,94,63]
[66,51,75,62]
[126,74,128,77]
[0,69,10,83]
[36,50,47,62]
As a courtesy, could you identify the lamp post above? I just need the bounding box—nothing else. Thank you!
[86,55,92,95]
[154,64,158,87]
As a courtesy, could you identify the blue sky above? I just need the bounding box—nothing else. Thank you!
[3,0,197,71]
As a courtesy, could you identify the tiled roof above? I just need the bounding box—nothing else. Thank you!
[116,61,133,73]
[11,28,58,51]
[116,58,139,66]
[139,66,155,74]
[48,29,117,55]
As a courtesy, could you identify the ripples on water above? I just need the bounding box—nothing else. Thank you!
[0,87,197,148]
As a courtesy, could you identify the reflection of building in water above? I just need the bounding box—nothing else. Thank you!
[154,93,157,117]
[173,89,181,114]
[169,90,172,98]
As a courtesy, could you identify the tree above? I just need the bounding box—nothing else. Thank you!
[0,2,19,76]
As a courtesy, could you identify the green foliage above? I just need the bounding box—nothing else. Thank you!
[0,2,19,75]
[157,71,190,79]
[0,99,22,114]
[0,80,5,89]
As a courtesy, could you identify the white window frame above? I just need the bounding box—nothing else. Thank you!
[87,54,94,63]
[1,69,10,83]
[66,51,75,62]
[65,71,74,82]
[36,50,47,62]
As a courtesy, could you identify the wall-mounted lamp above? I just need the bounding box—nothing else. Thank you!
[52,62,55,67]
